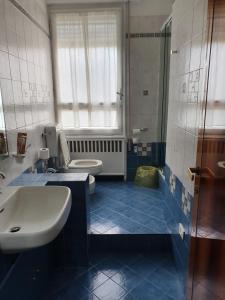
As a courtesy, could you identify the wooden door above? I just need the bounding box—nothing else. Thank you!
[188,0,225,299]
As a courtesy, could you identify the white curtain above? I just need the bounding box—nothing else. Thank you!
[52,9,122,131]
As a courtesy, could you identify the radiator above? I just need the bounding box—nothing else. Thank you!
[66,137,126,176]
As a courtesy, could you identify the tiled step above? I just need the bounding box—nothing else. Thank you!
[89,234,172,253]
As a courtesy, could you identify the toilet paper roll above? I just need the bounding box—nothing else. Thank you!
[39,148,50,160]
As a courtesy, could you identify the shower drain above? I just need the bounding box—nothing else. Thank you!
[10,226,21,233]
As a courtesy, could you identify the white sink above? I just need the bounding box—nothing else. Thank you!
[0,186,71,253]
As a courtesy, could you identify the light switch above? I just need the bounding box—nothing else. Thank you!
[143,90,149,96]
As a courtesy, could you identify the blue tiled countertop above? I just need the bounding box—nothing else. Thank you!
[9,173,89,186]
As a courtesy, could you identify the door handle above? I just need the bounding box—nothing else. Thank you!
[188,168,200,181]
[188,167,215,181]
[218,161,225,168]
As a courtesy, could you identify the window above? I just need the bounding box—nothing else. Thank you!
[51,8,123,133]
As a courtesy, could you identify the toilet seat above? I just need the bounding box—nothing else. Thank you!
[59,131,103,176]
[68,159,103,175]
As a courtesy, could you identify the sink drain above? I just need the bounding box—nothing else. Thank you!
[10,226,21,233]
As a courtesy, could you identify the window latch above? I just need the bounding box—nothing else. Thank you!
[117,91,124,100]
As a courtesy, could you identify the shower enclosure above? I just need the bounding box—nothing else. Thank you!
[89,11,173,236]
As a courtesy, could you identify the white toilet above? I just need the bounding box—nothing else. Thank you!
[59,131,103,194]
[67,159,103,175]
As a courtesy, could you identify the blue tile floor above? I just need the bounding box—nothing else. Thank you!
[90,182,169,234]
[46,252,184,300]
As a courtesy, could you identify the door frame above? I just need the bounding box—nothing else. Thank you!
[187,0,222,299]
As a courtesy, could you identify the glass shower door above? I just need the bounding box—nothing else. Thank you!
[158,19,172,166]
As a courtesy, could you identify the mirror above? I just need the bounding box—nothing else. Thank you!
[0,87,8,157]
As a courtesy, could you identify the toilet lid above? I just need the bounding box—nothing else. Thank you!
[59,131,71,167]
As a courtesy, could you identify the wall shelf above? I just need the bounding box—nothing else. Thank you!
[12,153,26,159]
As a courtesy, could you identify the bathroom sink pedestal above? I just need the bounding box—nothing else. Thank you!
[47,177,90,268]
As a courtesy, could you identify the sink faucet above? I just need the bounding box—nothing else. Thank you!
[0,171,6,194]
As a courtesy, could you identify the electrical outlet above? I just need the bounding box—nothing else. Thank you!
[179,223,185,240]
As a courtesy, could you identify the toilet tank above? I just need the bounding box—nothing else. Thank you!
[44,125,59,158]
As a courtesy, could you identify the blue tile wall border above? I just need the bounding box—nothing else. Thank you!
[127,142,166,181]
[159,164,193,293]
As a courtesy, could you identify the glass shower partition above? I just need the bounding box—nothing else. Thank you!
[158,19,172,166]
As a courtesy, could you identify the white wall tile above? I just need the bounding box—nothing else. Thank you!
[192,0,206,38]
[9,55,21,81]
[6,28,19,56]
[0,0,54,184]
[4,0,16,31]
[12,80,22,105]
[0,78,14,105]
[0,50,11,79]
[178,42,191,75]
[17,35,27,60]
[0,78,16,130]
[190,34,202,72]
[27,62,36,83]
[166,0,207,189]
[0,0,8,52]
[15,9,25,38]
[19,59,28,82]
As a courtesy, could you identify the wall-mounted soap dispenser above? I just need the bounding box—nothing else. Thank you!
[12,132,32,159]
[12,132,28,158]
[17,132,27,155]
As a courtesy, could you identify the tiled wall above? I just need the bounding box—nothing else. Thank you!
[166,0,207,196]
[0,0,54,288]
[0,0,54,185]
[128,0,173,143]
[163,0,207,289]
[160,165,193,289]
[127,142,165,181]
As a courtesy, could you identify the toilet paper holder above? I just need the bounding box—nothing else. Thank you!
[132,128,148,134]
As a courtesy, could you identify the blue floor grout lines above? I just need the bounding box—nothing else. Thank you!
[46,252,184,300]
[45,182,185,300]
[90,182,170,234]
